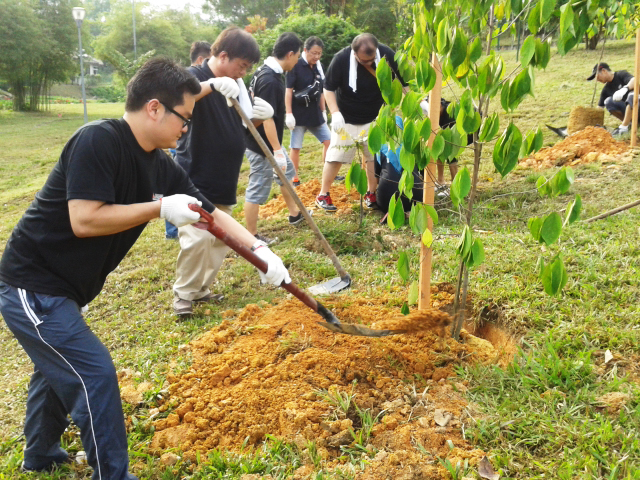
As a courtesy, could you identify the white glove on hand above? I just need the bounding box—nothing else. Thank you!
[273,148,287,171]
[420,100,430,115]
[251,97,274,120]
[252,242,291,286]
[285,113,296,130]
[330,111,346,134]
[612,87,628,102]
[322,110,328,123]
[210,77,240,99]
[160,194,202,227]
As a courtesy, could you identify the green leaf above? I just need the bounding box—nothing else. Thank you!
[356,169,368,195]
[439,128,453,161]
[456,225,472,260]
[408,281,419,305]
[540,0,556,25]
[420,117,432,140]
[536,175,552,196]
[540,212,562,245]
[533,127,544,152]
[388,193,405,230]
[389,79,403,108]
[367,124,383,155]
[540,255,568,296]
[469,36,483,63]
[501,80,511,112]
[403,120,419,153]
[536,255,545,276]
[400,169,414,200]
[528,2,540,34]
[415,204,429,233]
[450,167,471,208]
[560,3,574,37]
[345,162,361,194]
[528,217,544,242]
[520,35,536,67]
[376,57,393,104]
[431,132,445,158]
[493,122,522,177]
[397,251,410,281]
[470,238,485,267]
[424,204,438,225]
[565,194,582,225]
[399,147,415,173]
[550,167,574,196]
[450,28,468,71]
[401,92,421,120]
[421,227,433,247]
[436,19,449,54]
[401,302,410,315]
[479,113,499,142]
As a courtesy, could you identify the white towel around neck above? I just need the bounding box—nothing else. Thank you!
[236,79,252,126]
[349,48,381,93]
[301,51,325,80]
[263,56,283,74]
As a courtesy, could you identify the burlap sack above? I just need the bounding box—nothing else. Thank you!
[567,106,605,135]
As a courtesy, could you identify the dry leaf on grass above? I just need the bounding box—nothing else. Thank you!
[604,349,613,364]
[434,409,452,427]
[478,456,500,480]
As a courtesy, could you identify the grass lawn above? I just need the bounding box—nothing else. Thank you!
[0,40,639,478]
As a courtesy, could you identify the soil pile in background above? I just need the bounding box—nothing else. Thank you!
[259,178,360,218]
[150,285,514,477]
[521,126,629,169]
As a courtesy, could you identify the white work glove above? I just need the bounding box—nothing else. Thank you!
[420,100,429,115]
[285,113,296,130]
[251,97,274,120]
[252,241,291,286]
[160,194,202,227]
[322,110,327,123]
[330,111,346,134]
[612,87,628,102]
[273,148,287,171]
[210,77,240,99]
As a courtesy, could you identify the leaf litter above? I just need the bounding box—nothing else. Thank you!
[147,284,515,478]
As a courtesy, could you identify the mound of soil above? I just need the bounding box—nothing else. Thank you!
[521,126,629,169]
[258,178,361,218]
[149,285,509,477]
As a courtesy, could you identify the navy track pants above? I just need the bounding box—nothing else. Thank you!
[0,282,137,479]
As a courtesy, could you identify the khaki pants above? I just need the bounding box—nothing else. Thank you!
[173,204,234,301]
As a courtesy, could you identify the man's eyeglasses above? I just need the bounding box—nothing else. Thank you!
[160,101,191,128]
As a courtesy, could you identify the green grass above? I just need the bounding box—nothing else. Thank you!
[1,39,639,478]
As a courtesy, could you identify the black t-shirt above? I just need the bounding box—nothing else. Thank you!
[599,70,633,107]
[0,118,212,307]
[246,64,285,154]
[375,152,423,213]
[286,58,324,127]
[324,44,403,125]
[175,63,247,205]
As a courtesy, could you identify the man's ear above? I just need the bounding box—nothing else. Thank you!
[146,99,161,121]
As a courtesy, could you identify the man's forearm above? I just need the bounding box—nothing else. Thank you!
[68,199,161,238]
[324,89,339,113]
[285,88,294,114]
[263,118,281,151]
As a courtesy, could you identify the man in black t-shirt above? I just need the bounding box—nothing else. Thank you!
[0,58,289,480]
[245,32,304,238]
[172,27,275,317]
[285,36,331,186]
[316,33,404,212]
[587,62,634,121]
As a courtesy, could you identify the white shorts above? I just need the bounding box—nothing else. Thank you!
[325,122,374,164]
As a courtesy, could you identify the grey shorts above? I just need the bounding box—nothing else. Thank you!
[289,123,331,149]
[245,148,296,205]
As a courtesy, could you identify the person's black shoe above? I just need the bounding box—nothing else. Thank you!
[255,233,278,245]
[289,209,312,225]
[334,175,345,182]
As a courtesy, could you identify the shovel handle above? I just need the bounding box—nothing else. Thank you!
[189,205,320,313]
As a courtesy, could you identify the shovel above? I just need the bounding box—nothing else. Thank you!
[189,204,401,337]
[229,97,351,295]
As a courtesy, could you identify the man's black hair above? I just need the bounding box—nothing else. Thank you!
[272,32,303,60]
[190,41,211,64]
[351,33,378,56]
[211,27,260,64]
[305,36,324,51]
[125,57,201,112]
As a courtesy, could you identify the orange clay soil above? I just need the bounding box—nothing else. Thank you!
[521,126,629,169]
[257,178,361,218]
[149,284,512,478]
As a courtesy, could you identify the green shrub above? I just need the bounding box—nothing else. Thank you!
[90,85,126,103]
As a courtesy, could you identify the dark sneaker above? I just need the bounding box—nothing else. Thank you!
[334,175,345,182]
[364,192,378,209]
[22,449,72,472]
[173,297,193,317]
[255,233,277,245]
[293,179,301,187]
[194,293,225,304]
[289,209,312,225]
[315,194,337,212]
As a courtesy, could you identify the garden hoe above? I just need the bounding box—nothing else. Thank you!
[189,205,402,337]
[229,97,351,295]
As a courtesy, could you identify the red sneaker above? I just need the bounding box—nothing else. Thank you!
[315,193,337,212]
[364,192,378,209]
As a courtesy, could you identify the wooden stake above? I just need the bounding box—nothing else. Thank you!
[631,29,640,148]
[418,54,442,309]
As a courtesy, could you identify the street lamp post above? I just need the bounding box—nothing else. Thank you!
[72,7,88,124]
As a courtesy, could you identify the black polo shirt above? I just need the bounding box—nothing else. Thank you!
[175,62,247,205]
[247,64,286,154]
[286,58,324,127]
[324,44,403,125]
[599,70,633,107]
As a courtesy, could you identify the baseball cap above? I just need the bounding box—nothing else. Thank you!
[587,62,610,80]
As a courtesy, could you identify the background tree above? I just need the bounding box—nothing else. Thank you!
[0,0,76,111]
[203,0,289,28]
